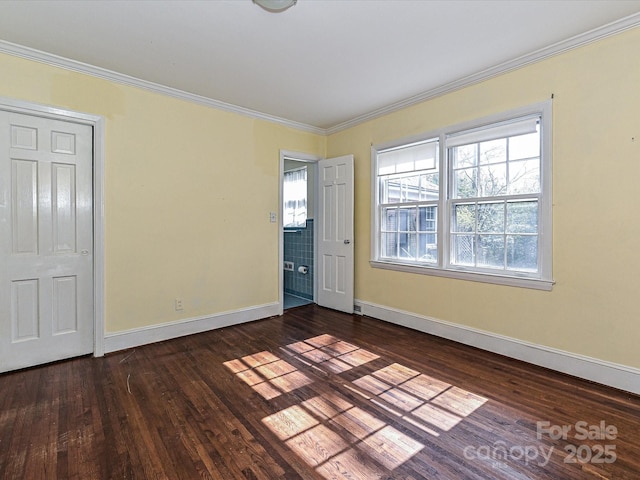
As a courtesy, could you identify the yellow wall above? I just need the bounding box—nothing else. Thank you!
[2,26,639,370]
[0,52,325,333]
[327,27,640,369]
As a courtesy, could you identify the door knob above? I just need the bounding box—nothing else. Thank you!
[344,239,351,244]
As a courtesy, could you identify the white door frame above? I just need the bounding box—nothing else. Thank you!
[0,97,105,357]
[278,150,321,316]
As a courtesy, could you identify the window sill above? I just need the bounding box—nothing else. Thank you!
[370,260,554,291]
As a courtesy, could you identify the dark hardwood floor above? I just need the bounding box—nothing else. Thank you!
[1,304,639,479]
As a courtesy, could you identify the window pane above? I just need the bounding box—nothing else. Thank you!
[452,144,477,168]
[508,158,540,194]
[477,202,504,233]
[381,232,397,258]
[401,175,421,202]
[418,206,437,232]
[398,207,417,231]
[478,235,504,269]
[507,201,538,233]
[380,178,401,203]
[479,139,506,164]
[478,163,507,197]
[382,172,441,204]
[451,234,475,266]
[382,207,397,231]
[453,204,475,232]
[454,168,477,198]
[418,233,438,262]
[398,232,417,259]
[509,131,539,160]
[507,235,538,271]
[420,173,439,201]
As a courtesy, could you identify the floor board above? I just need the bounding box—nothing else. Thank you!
[1,304,639,479]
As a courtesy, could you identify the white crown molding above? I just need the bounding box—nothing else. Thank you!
[355,299,640,396]
[0,39,326,136]
[326,13,640,135]
[1,12,638,137]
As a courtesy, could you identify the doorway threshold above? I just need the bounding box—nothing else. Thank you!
[284,293,312,310]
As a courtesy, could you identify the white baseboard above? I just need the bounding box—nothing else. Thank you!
[104,302,280,354]
[355,299,640,396]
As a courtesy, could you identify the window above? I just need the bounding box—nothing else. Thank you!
[372,102,553,290]
[283,166,307,228]
[378,139,440,263]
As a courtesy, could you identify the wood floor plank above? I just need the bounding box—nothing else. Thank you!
[1,304,639,479]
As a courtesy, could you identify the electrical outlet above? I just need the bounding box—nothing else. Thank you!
[175,298,184,311]
[283,261,294,271]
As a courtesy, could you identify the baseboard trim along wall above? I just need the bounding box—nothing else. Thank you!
[354,299,640,396]
[104,302,280,354]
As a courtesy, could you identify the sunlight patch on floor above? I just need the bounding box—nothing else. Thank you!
[354,363,487,433]
[225,333,488,479]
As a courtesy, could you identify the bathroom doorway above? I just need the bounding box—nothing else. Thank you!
[280,153,318,311]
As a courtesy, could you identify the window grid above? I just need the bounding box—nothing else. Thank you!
[378,139,439,265]
[371,102,552,288]
[379,204,438,263]
[446,128,541,274]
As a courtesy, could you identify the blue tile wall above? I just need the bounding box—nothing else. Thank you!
[284,219,313,300]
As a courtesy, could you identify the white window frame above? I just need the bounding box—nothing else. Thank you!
[371,101,554,290]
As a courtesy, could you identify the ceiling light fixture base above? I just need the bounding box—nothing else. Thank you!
[253,0,297,13]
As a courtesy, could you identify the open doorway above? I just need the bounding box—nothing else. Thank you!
[280,152,318,311]
[279,152,355,314]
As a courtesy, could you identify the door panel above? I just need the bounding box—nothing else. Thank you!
[52,163,77,253]
[52,275,78,334]
[0,111,93,372]
[316,155,354,313]
[11,279,39,341]
[12,159,38,254]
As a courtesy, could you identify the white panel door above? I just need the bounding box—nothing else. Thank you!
[0,111,93,372]
[317,155,354,313]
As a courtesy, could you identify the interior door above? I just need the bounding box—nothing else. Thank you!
[0,110,93,372]
[317,155,354,313]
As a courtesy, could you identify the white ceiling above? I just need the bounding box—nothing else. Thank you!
[1,0,639,132]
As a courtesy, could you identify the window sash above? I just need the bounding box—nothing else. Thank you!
[447,197,540,273]
[371,101,552,287]
[379,203,438,264]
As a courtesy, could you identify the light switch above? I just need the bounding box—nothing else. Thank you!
[270,212,277,223]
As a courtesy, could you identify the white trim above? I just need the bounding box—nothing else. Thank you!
[1,14,637,136]
[354,299,640,396]
[104,302,279,353]
[0,96,106,357]
[93,117,106,357]
[370,260,554,291]
[0,39,325,136]
[326,14,640,135]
